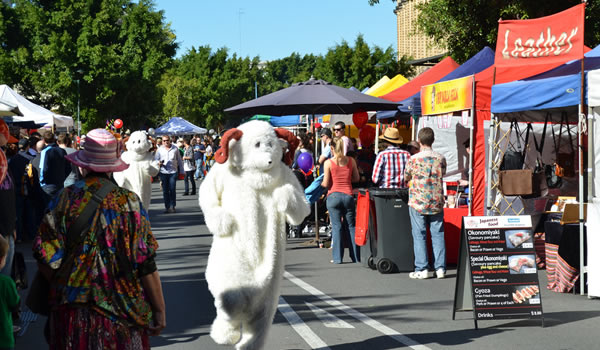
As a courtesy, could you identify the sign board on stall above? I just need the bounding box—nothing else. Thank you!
[420,76,474,116]
[453,215,544,329]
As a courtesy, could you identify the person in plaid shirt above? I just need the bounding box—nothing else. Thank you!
[371,128,411,188]
[405,127,447,280]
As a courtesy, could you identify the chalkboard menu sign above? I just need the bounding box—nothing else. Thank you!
[454,216,544,327]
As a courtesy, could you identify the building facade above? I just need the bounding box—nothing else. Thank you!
[395,0,446,72]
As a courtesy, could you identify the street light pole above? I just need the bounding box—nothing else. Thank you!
[76,78,80,137]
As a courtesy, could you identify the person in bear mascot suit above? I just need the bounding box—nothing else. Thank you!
[114,130,160,210]
[199,120,310,350]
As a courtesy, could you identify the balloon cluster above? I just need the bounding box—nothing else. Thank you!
[352,110,375,148]
[106,118,124,131]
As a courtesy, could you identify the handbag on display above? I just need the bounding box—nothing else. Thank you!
[498,122,547,197]
[26,178,116,315]
[500,119,525,171]
[555,112,576,178]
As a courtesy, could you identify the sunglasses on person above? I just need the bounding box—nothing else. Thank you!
[334,128,343,132]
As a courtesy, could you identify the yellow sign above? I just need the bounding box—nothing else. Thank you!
[420,76,474,116]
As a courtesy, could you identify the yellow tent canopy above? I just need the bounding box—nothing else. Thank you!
[368,74,409,97]
[364,76,391,95]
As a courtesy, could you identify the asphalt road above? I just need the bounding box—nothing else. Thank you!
[14,180,600,349]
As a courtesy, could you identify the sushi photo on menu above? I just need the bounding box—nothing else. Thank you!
[508,255,537,274]
[505,229,533,249]
[512,285,541,305]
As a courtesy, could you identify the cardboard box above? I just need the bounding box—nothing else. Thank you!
[560,203,587,225]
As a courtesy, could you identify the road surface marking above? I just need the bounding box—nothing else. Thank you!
[284,271,431,350]
[278,296,331,350]
[305,301,354,329]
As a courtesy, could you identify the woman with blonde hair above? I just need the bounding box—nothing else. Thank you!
[321,136,360,264]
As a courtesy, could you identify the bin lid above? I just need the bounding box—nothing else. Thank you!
[368,187,409,202]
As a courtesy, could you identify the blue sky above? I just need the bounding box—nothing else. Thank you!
[153,0,397,61]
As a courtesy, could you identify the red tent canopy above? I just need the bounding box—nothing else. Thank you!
[380,56,459,102]
[470,63,570,215]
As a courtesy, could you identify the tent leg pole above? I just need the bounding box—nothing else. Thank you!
[486,113,497,215]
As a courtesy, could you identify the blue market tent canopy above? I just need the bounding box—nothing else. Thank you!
[249,114,301,127]
[155,116,207,136]
[377,47,495,120]
[491,45,600,114]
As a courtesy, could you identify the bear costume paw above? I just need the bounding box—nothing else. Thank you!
[205,208,236,237]
[211,318,242,345]
[272,184,296,212]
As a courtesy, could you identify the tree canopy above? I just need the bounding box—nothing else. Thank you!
[2,1,409,131]
[2,0,177,130]
[370,0,600,64]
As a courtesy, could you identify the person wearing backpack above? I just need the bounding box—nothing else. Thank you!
[8,139,37,242]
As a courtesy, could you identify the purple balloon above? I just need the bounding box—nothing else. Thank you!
[297,152,313,172]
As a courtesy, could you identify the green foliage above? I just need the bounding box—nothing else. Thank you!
[159,34,413,130]
[4,0,177,131]
[415,1,600,63]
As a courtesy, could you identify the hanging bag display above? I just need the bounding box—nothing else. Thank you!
[499,120,532,196]
[544,114,564,188]
[555,112,576,177]
[500,119,525,171]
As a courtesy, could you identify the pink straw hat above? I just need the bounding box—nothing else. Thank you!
[66,129,129,173]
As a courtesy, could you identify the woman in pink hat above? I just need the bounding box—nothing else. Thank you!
[32,129,166,349]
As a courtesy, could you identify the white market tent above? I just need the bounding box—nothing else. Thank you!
[0,84,74,128]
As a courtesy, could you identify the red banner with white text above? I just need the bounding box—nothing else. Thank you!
[495,4,585,67]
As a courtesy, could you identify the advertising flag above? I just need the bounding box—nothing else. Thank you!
[495,4,585,67]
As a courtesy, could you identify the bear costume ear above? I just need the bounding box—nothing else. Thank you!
[215,128,243,164]
[274,128,299,166]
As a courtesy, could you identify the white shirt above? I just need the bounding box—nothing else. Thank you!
[154,145,184,174]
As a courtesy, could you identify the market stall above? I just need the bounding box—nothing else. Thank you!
[488,9,592,294]
[0,84,73,129]
[154,116,207,136]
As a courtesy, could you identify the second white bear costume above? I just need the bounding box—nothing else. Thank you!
[113,130,160,210]
[199,120,310,350]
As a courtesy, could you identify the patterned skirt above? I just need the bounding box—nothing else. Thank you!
[49,305,150,350]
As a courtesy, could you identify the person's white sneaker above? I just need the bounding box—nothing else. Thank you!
[409,270,433,279]
[436,268,445,279]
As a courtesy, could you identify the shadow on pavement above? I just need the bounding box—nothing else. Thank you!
[324,327,506,349]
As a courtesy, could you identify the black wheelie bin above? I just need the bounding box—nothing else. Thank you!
[369,187,414,273]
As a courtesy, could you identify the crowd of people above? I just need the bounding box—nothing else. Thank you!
[0,117,449,348]
[293,122,447,281]
[0,124,228,349]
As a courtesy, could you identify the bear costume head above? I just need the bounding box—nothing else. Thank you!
[214,120,298,189]
[125,130,153,161]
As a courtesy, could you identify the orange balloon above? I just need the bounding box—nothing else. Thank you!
[114,119,123,129]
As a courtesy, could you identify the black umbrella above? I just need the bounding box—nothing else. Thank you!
[224,78,400,116]
[225,78,400,244]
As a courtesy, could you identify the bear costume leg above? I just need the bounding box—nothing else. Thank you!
[235,292,279,350]
[211,295,242,345]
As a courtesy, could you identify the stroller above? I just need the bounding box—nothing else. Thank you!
[288,170,329,239]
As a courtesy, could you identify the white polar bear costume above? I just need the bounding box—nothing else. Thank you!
[199,120,310,350]
[113,130,160,210]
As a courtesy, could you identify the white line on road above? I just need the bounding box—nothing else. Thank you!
[305,301,355,329]
[278,297,331,350]
[284,271,431,350]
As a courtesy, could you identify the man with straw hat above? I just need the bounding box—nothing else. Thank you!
[371,127,411,188]
[33,128,166,347]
